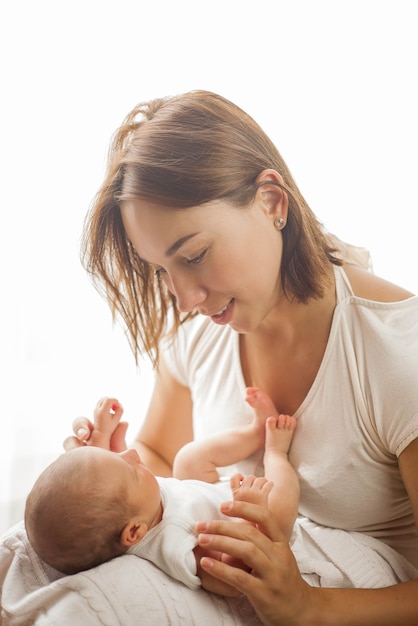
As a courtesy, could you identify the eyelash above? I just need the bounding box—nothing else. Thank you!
[154,250,207,277]
[188,250,206,265]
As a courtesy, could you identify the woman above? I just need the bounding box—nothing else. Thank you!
[68,90,418,624]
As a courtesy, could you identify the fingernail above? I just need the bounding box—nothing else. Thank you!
[220,501,233,512]
[197,533,211,545]
[196,521,208,532]
[77,427,88,439]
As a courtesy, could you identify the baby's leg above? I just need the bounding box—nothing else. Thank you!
[88,398,124,448]
[263,415,299,540]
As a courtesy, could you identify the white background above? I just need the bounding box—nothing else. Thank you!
[1,0,417,533]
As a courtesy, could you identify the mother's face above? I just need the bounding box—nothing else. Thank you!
[121,181,287,334]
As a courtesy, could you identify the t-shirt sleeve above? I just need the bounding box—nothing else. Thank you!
[364,299,418,457]
[162,327,190,387]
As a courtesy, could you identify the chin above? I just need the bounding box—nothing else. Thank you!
[228,319,255,334]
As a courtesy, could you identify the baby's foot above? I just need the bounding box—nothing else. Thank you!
[245,387,278,425]
[230,473,273,507]
[264,414,296,456]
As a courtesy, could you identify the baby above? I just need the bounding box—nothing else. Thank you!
[25,388,298,590]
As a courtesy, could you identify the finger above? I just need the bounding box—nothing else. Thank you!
[63,435,85,451]
[72,417,94,442]
[199,553,266,598]
[194,545,250,597]
[109,421,129,452]
[258,478,273,496]
[199,535,309,625]
[239,475,256,488]
[229,473,244,490]
[111,402,124,419]
[196,523,280,581]
[198,566,241,597]
[94,397,123,418]
[196,529,286,601]
[250,476,268,488]
[197,519,276,559]
[218,500,285,541]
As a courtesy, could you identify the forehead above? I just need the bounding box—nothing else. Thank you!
[120,198,242,260]
[78,447,128,476]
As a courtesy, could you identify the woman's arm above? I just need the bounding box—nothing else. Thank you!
[398,437,418,548]
[130,354,194,476]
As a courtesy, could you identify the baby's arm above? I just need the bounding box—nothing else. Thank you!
[173,387,281,483]
[173,433,238,483]
[87,397,126,449]
[173,425,264,483]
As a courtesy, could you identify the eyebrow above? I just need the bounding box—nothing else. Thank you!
[165,233,199,257]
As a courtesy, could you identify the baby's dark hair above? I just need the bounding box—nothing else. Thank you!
[25,448,134,574]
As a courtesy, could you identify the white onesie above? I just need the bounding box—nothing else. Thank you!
[128,477,231,589]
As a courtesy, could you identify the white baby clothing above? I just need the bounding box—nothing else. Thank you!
[128,477,231,589]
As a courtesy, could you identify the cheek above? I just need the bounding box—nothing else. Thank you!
[250,234,283,281]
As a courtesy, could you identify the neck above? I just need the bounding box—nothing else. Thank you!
[255,283,336,345]
[149,500,164,529]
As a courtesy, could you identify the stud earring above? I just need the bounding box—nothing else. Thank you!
[274,217,285,230]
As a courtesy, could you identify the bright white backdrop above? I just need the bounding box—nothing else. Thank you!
[1,0,417,534]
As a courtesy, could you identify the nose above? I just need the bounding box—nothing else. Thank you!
[119,448,141,466]
[166,273,207,313]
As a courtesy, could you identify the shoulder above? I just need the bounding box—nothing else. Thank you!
[334,265,418,364]
[343,263,415,303]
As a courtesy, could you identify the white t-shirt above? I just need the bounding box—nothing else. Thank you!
[164,264,418,568]
[128,477,231,589]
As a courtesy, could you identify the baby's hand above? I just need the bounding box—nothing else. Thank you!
[94,397,123,428]
[230,473,273,507]
[64,398,128,453]
[88,397,125,449]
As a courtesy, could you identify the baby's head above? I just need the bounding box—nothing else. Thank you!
[25,446,162,574]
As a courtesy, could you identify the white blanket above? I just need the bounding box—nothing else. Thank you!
[0,522,261,626]
[292,517,418,588]
[1,518,417,626]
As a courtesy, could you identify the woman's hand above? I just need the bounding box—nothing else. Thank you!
[194,544,247,597]
[196,500,314,626]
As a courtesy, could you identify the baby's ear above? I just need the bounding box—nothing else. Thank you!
[120,519,148,546]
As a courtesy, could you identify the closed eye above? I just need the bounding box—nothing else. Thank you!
[187,250,207,265]
[154,249,207,278]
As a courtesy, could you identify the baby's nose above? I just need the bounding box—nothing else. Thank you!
[119,448,141,465]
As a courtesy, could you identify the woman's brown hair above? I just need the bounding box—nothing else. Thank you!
[81,90,340,365]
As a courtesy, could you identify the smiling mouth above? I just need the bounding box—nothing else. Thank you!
[197,299,234,320]
[209,299,234,321]
[213,304,229,317]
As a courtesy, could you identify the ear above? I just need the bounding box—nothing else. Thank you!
[120,519,148,547]
[255,169,288,223]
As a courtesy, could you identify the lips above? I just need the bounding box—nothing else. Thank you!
[209,299,234,325]
[213,304,229,317]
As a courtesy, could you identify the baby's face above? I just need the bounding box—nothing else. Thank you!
[81,447,162,526]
